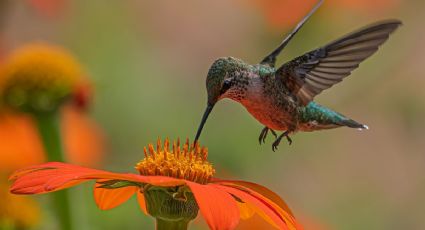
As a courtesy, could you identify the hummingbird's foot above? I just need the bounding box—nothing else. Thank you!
[259,127,268,144]
[270,129,278,139]
[272,131,292,151]
[258,127,278,144]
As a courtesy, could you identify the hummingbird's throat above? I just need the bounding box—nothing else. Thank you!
[135,138,215,184]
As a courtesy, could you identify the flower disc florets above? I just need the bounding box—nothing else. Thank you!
[136,138,215,184]
[0,43,86,114]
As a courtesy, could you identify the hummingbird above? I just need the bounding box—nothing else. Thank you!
[194,0,401,151]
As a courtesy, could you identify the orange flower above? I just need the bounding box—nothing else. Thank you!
[247,0,319,29]
[10,138,300,230]
[61,105,104,167]
[0,43,89,113]
[329,0,399,11]
[0,105,104,172]
[246,0,400,29]
[27,0,67,18]
[0,111,44,172]
[0,43,103,170]
[0,181,40,229]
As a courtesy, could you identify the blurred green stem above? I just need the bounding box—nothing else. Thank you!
[156,219,189,230]
[35,112,72,230]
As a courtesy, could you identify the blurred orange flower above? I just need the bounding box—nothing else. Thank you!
[0,43,104,171]
[0,106,104,172]
[0,181,40,229]
[61,105,104,167]
[28,0,67,18]
[0,111,44,173]
[247,0,318,29]
[10,138,301,230]
[331,0,399,11]
[246,0,399,29]
[0,43,89,113]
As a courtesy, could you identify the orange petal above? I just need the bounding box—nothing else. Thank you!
[237,201,255,220]
[10,162,104,194]
[61,106,104,167]
[136,191,148,214]
[186,181,240,230]
[213,179,293,216]
[0,112,45,172]
[215,184,300,230]
[236,213,277,230]
[214,180,302,229]
[0,107,104,171]
[9,162,184,195]
[93,183,138,210]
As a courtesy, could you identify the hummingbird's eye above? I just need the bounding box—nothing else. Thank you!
[220,79,232,94]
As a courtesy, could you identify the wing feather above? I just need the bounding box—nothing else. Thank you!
[276,19,401,105]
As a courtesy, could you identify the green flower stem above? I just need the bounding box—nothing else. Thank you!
[156,219,189,230]
[35,112,72,230]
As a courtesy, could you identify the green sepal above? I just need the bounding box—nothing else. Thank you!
[144,185,199,222]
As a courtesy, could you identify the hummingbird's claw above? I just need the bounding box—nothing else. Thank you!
[270,129,278,139]
[272,138,281,151]
[259,127,269,144]
[271,134,283,151]
[259,127,278,145]
[271,131,292,151]
[286,135,293,145]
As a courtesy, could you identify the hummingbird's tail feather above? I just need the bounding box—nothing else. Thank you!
[299,102,369,131]
[337,118,369,130]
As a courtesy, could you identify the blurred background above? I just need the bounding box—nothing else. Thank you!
[0,0,424,229]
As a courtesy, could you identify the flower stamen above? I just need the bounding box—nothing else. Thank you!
[136,138,215,184]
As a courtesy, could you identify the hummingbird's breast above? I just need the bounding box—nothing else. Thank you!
[237,71,297,131]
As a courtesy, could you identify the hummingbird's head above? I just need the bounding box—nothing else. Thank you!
[206,57,238,105]
[194,57,245,142]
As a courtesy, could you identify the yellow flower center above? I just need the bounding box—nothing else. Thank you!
[136,138,215,184]
[0,43,86,113]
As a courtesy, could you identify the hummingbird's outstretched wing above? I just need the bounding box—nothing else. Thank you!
[260,0,323,67]
[276,20,402,105]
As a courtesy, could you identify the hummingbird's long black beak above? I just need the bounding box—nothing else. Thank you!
[194,104,214,142]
